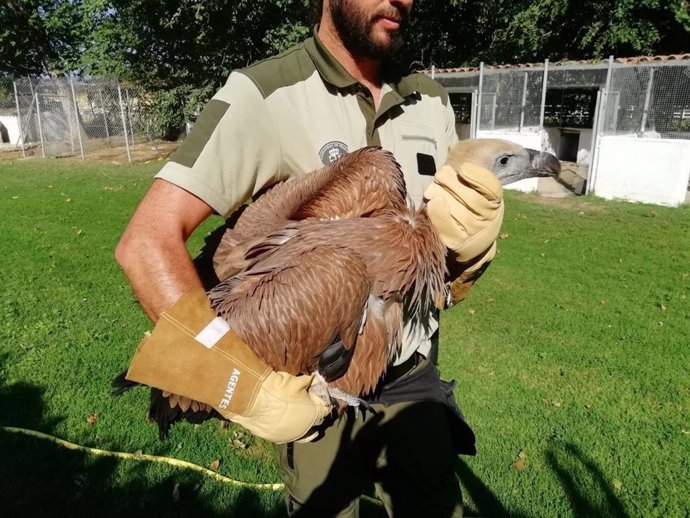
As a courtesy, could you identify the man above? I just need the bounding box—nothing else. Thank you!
[117,1,502,516]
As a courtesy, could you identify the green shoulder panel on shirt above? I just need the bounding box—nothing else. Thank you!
[397,73,449,105]
[170,98,230,169]
[241,41,317,99]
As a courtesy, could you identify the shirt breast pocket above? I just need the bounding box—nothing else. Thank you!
[397,122,440,173]
[394,122,439,205]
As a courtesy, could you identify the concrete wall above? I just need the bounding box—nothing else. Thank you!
[543,127,593,165]
[476,129,542,192]
[593,136,690,207]
[0,115,22,145]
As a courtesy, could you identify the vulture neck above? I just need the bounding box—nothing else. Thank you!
[317,23,383,109]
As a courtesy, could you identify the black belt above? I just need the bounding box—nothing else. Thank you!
[382,352,424,386]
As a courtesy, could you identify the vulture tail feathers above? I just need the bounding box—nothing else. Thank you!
[147,388,220,440]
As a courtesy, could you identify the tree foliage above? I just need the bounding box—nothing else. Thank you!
[2,0,687,135]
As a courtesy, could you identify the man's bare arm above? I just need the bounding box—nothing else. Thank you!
[115,178,215,322]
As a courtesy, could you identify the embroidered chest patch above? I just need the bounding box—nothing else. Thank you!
[318,141,349,165]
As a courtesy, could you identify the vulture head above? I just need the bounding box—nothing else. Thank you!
[447,138,561,185]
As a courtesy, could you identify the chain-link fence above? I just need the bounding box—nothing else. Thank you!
[601,62,690,138]
[436,59,690,139]
[0,76,164,161]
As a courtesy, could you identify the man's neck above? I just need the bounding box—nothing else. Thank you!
[317,22,383,108]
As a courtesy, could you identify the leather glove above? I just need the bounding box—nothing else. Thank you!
[125,288,332,443]
[425,162,504,308]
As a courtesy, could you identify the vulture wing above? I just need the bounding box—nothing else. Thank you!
[209,234,392,396]
[213,147,406,281]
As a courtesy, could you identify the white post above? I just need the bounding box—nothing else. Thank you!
[640,68,655,135]
[602,55,614,133]
[470,89,478,138]
[519,72,528,133]
[12,81,26,157]
[69,77,85,160]
[117,82,132,162]
[98,89,110,141]
[477,62,484,133]
[586,89,603,195]
[125,88,135,146]
[539,59,549,129]
[35,92,46,158]
[431,64,435,80]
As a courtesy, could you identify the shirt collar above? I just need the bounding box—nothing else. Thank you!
[305,26,417,101]
[305,27,358,89]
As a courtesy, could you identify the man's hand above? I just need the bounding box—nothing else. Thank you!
[424,162,504,308]
[125,288,332,443]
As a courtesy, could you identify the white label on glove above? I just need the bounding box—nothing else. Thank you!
[195,317,231,348]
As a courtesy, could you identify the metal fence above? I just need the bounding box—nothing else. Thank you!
[601,62,690,138]
[434,58,690,141]
[0,76,159,161]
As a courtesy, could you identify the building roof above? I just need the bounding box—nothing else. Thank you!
[427,53,690,74]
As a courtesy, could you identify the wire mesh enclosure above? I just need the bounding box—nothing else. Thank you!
[602,63,690,139]
[434,58,690,141]
[1,76,157,161]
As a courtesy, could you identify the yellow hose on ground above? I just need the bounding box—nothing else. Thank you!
[1,425,382,506]
[0,425,283,490]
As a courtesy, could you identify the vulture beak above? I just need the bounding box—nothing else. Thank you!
[526,148,561,178]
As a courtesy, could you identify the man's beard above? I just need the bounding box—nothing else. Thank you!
[329,0,409,60]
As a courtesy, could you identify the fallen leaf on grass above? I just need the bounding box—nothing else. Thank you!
[512,459,527,471]
[209,459,221,471]
[681,429,689,435]
[511,450,528,471]
[585,404,592,411]
[86,412,97,425]
[499,233,509,240]
[658,303,667,311]
[613,479,623,491]
[468,308,476,316]
[133,450,143,457]
[232,439,248,449]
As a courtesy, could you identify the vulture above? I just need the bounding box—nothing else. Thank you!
[114,138,560,438]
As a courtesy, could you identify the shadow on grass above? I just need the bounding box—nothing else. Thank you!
[455,460,529,518]
[455,442,630,518]
[0,382,286,518]
[546,442,630,518]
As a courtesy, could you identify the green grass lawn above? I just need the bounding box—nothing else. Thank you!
[1,158,688,517]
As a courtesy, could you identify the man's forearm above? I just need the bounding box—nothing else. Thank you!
[116,235,203,323]
[115,179,215,323]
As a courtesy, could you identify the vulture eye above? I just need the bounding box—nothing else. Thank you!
[498,155,510,166]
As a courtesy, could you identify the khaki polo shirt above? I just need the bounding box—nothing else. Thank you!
[156,32,458,365]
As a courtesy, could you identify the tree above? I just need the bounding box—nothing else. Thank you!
[0,1,53,75]
[403,0,690,67]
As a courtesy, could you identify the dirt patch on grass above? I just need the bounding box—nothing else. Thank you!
[518,192,607,212]
[0,141,179,164]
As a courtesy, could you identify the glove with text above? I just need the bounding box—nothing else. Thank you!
[125,288,332,443]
